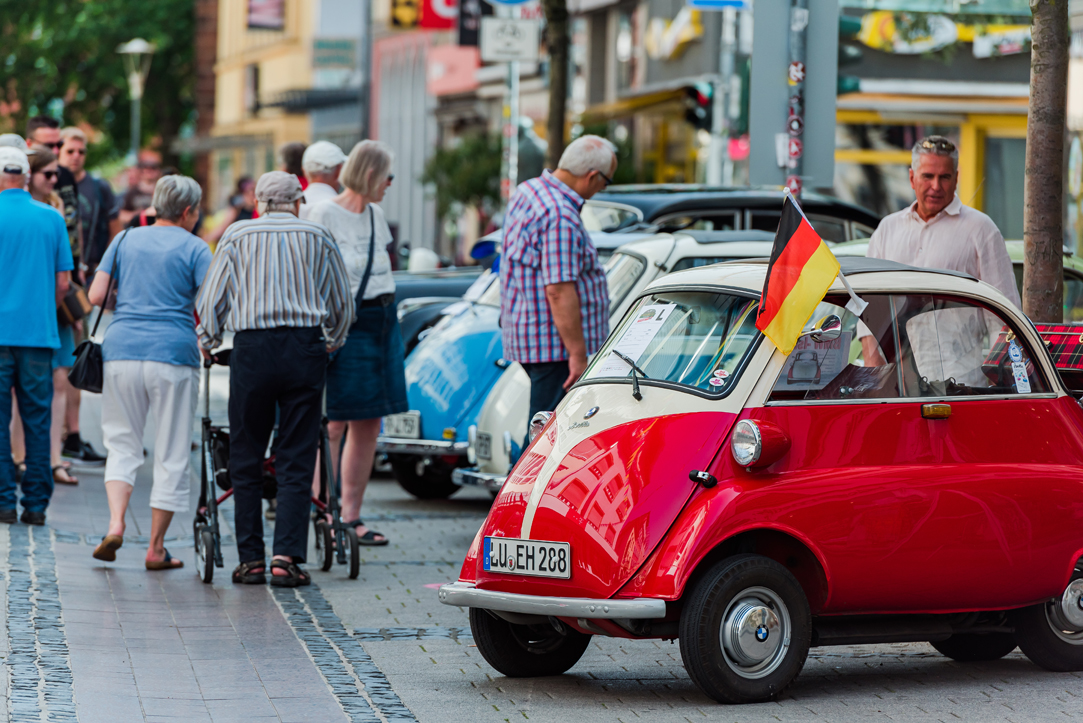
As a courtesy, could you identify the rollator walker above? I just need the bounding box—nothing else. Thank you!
[193,350,360,583]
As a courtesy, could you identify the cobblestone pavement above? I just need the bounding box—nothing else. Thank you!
[2,364,1083,722]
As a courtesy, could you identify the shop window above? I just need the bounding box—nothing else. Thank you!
[984,137,1026,240]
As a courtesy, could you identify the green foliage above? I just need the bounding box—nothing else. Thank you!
[578,123,635,184]
[421,133,502,221]
[0,0,195,165]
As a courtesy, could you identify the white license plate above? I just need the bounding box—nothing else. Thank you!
[476,432,492,460]
[383,411,421,439]
[484,537,571,579]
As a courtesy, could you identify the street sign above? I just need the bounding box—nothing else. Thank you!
[480,18,540,63]
[686,0,748,10]
[487,0,532,6]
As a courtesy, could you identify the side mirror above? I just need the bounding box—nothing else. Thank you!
[805,314,842,343]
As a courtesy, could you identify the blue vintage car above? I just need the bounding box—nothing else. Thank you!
[378,223,656,499]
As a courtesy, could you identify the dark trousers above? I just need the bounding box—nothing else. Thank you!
[522,360,569,428]
[229,327,326,564]
[0,347,53,512]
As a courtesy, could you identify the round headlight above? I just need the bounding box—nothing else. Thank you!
[731,419,762,467]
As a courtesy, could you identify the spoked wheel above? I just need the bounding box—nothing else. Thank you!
[931,633,1017,662]
[469,607,591,677]
[346,527,361,580]
[314,520,334,572]
[1013,571,1083,671]
[679,554,811,704]
[198,527,215,584]
[193,519,205,572]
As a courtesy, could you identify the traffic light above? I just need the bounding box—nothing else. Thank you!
[685,83,713,131]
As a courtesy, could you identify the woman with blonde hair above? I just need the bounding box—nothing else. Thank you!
[307,140,405,546]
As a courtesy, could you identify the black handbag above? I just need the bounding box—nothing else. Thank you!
[68,230,128,393]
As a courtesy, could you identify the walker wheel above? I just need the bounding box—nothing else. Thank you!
[198,527,215,584]
[346,527,360,580]
[315,520,334,572]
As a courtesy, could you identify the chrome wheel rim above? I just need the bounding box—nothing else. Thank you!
[1046,579,1083,644]
[719,586,791,679]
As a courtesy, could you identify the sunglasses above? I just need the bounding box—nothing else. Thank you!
[386,173,394,183]
[40,142,63,150]
[139,162,161,170]
[920,138,956,153]
[40,170,58,180]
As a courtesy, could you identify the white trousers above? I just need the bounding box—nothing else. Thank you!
[102,360,197,513]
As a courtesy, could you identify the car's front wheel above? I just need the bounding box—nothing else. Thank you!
[1013,570,1083,671]
[469,607,591,677]
[389,456,460,499]
[930,633,1017,662]
[679,554,811,704]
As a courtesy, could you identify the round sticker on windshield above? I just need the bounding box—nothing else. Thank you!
[1008,341,1023,362]
[713,369,730,379]
[709,377,724,387]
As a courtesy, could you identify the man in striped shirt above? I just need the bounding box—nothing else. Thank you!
[499,135,615,424]
[196,171,353,588]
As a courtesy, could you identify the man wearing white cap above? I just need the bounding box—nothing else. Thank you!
[0,147,74,526]
[299,141,347,220]
[196,171,353,588]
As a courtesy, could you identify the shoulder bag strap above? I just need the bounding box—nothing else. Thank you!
[353,205,377,317]
[89,228,130,338]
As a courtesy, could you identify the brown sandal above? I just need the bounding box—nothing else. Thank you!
[269,559,311,588]
[53,465,78,485]
[145,549,183,570]
[92,535,123,562]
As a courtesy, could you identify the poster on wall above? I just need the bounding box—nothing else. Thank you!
[421,0,458,29]
[248,0,286,30]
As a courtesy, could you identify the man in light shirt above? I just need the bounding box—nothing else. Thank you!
[298,141,347,220]
[861,135,1020,382]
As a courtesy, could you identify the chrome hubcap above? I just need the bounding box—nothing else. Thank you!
[719,587,790,679]
[1046,578,1083,644]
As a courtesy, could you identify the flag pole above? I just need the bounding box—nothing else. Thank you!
[782,187,867,315]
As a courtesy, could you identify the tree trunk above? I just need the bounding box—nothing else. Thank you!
[1022,0,1070,322]
[541,0,569,169]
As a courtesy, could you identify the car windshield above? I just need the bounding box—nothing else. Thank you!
[581,202,642,232]
[476,252,647,310]
[582,290,761,395]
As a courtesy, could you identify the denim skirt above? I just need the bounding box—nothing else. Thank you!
[326,301,408,421]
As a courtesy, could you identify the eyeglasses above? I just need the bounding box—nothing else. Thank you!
[919,137,956,153]
[386,173,394,183]
[41,171,58,180]
[595,169,614,187]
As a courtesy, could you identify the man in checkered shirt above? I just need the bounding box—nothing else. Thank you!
[499,135,617,423]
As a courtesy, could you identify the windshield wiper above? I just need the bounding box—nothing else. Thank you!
[610,349,647,401]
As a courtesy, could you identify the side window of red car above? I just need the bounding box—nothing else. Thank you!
[768,293,1049,403]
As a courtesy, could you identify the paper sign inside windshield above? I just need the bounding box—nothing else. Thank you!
[778,332,853,391]
[594,304,677,377]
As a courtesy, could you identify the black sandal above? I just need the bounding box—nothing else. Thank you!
[344,519,389,547]
[232,560,266,584]
[269,559,311,587]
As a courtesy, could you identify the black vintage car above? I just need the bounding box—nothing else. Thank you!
[594,185,880,243]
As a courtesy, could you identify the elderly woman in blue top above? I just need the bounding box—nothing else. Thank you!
[87,175,212,570]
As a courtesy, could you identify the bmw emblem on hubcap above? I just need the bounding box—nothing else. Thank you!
[755,625,769,642]
[584,406,599,419]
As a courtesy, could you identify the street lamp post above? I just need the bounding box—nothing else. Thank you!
[116,38,156,165]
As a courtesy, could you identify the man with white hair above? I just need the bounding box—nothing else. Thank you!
[299,140,347,220]
[499,134,617,424]
[0,146,74,526]
[197,171,353,588]
[860,135,1019,369]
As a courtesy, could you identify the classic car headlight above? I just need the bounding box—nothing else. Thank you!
[731,418,791,470]
[528,411,554,442]
[467,425,477,464]
[731,419,762,467]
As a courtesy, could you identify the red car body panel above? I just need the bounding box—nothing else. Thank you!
[621,396,1083,615]
[467,412,738,599]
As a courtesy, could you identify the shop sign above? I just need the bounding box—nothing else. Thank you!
[421,0,458,29]
[312,39,356,70]
[392,0,420,28]
[685,0,748,10]
[248,0,285,29]
[645,7,703,61]
[458,0,494,46]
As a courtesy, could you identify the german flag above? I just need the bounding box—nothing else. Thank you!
[755,194,840,355]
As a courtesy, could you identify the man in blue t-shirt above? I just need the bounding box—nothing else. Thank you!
[0,147,74,525]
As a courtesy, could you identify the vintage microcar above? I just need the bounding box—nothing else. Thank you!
[439,257,1083,704]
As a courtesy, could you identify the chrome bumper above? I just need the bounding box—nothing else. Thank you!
[437,581,667,619]
[376,436,469,456]
[451,467,508,491]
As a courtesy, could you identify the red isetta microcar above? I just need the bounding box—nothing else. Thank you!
[439,257,1083,704]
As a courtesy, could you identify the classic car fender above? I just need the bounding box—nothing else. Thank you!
[616,461,834,614]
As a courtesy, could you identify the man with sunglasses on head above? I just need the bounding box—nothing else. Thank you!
[860,135,1020,367]
[26,118,81,279]
[499,134,617,426]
